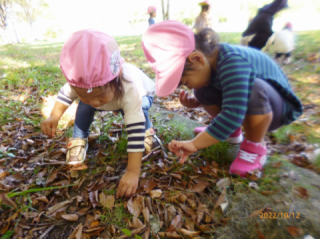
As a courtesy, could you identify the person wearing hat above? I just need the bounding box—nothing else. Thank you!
[147,6,157,26]
[142,21,302,178]
[41,29,157,198]
[241,0,289,50]
[194,0,212,34]
[265,22,295,65]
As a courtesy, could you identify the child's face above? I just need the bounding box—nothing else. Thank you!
[179,52,211,90]
[72,85,115,108]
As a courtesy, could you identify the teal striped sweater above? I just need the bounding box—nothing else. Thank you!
[206,43,302,141]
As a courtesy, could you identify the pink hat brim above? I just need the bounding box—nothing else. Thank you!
[155,55,185,97]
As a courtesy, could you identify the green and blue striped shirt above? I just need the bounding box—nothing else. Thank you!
[206,43,302,141]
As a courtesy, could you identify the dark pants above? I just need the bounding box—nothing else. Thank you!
[194,78,284,131]
[275,52,291,58]
[73,96,154,138]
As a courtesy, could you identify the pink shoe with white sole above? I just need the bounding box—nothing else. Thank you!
[194,127,243,144]
[229,139,267,178]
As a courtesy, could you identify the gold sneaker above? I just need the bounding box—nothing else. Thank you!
[66,138,88,165]
[144,128,160,154]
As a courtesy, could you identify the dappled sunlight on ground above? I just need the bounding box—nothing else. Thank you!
[41,95,78,130]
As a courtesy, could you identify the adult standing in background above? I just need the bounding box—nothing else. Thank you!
[147,6,157,26]
[194,0,212,34]
[241,0,288,50]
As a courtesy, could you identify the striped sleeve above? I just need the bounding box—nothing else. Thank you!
[206,56,253,141]
[126,122,145,152]
[56,83,78,106]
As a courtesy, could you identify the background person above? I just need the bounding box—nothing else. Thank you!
[265,22,295,65]
[194,0,212,34]
[147,6,157,26]
[241,0,288,50]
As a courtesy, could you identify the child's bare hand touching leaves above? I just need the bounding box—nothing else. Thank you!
[116,171,139,198]
[41,116,59,137]
[179,90,201,108]
[168,140,198,164]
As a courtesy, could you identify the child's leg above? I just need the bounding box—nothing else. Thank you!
[230,78,284,177]
[243,78,284,142]
[67,101,96,165]
[283,52,291,65]
[142,95,159,153]
[73,101,96,138]
[141,95,154,130]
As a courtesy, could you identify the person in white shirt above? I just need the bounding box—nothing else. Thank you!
[41,29,156,198]
[265,22,294,64]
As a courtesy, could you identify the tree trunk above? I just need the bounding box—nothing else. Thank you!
[161,0,165,21]
[166,0,169,20]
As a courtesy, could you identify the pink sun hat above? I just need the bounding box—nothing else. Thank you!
[142,20,195,97]
[60,29,124,89]
[147,6,156,14]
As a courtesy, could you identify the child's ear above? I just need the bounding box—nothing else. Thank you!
[187,52,206,66]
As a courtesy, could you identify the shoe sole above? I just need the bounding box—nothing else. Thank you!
[226,134,243,144]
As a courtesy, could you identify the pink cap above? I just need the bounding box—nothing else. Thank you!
[142,20,195,97]
[147,6,156,14]
[199,0,211,6]
[60,29,124,89]
[285,22,292,29]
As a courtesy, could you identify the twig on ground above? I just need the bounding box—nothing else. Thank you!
[39,224,55,239]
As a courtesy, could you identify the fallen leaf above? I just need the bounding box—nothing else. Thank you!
[150,189,162,199]
[67,223,82,239]
[178,228,201,237]
[132,217,144,228]
[214,187,227,209]
[89,221,100,228]
[189,182,209,193]
[257,230,266,239]
[0,193,17,208]
[61,214,79,221]
[140,179,157,193]
[272,161,282,168]
[294,187,309,199]
[287,226,303,236]
[46,169,58,185]
[166,214,182,232]
[142,207,150,223]
[216,177,231,190]
[6,173,24,182]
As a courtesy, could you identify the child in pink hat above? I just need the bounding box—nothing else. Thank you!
[142,21,302,178]
[194,0,212,34]
[147,6,157,26]
[265,22,295,65]
[41,29,156,198]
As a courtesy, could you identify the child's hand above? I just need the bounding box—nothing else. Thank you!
[179,90,201,108]
[116,171,139,198]
[41,116,59,137]
[168,140,198,164]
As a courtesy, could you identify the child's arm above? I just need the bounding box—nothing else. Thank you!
[116,152,142,198]
[41,83,77,137]
[41,101,69,137]
[179,90,201,108]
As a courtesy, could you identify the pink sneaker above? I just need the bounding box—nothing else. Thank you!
[194,127,243,144]
[229,139,267,178]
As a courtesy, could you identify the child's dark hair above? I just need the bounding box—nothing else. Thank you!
[201,5,209,12]
[103,73,127,99]
[183,28,220,74]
